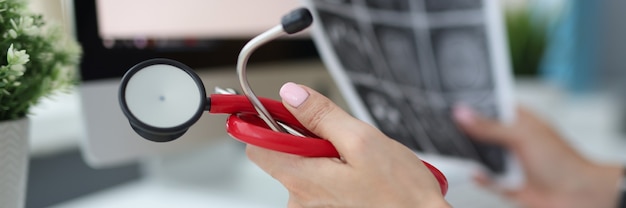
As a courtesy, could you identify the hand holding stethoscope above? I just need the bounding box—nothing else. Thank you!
[118,8,447,195]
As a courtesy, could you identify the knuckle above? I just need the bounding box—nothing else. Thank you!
[289,193,315,208]
[280,175,304,194]
[287,198,303,208]
[271,160,304,189]
[301,99,334,133]
[342,125,374,154]
[288,193,316,208]
[269,167,290,184]
[244,145,259,163]
[344,135,369,155]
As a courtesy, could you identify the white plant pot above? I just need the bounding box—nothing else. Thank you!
[0,118,29,208]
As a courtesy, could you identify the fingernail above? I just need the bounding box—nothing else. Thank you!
[280,82,309,108]
[454,104,475,125]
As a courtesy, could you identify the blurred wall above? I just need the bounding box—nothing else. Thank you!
[27,0,74,35]
[600,0,626,91]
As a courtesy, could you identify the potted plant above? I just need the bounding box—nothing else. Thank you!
[506,6,548,76]
[0,0,80,207]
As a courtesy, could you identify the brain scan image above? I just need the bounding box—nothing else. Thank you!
[431,27,492,91]
[424,0,482,12]
[375,25,424,88]
[358,85,420,148]
[318,11,378,74]
[365,0,411,11]
[309,0,511,174]
[319,0,352,5]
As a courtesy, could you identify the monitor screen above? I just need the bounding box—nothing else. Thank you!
[75,0,318,81]
[96,0,301,40]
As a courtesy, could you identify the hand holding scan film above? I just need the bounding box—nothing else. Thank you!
[454,106,623,208]
[118,7,448,205]
[303,0,517,185]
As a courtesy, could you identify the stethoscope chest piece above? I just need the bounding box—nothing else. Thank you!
[119,59,207,142]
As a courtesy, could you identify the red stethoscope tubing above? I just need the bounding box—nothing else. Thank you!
[209,94,448,195]
[209,94,317,137]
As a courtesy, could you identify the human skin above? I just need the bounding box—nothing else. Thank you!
[246,82,450,208]
[454,105,623,208]
[246,81,623,208]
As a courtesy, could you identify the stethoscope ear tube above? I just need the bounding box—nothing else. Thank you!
[227,114,340,157]
[210,94,337,156]
[208,94,316,137]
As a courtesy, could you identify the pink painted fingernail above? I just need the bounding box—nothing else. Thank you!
[454,104,475,125]
[280,82,309,108]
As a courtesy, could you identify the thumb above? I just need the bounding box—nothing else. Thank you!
[453,105,519,147]
[279,82,384,159]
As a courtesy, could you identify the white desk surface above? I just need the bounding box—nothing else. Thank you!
[52,141,292,208]
[31,70,626,207]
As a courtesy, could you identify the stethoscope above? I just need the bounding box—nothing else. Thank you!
[118,8,448,195]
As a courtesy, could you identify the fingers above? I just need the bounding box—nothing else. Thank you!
[453,105,520,147]
[245,145,301,178]
[287,198,303,208]
[246,145,341,182]
[247,82,386,196]
[279,82,385,161]
[473,173,524,203]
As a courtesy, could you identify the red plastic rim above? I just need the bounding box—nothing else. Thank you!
[422,161,448,195]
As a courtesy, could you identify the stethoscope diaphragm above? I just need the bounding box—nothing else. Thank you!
[119,59,206,142]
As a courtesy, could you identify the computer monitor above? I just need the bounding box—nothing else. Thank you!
[75,0,319,167]
[76,0,317,81]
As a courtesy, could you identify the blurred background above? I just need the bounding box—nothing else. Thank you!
[23,0,626,207]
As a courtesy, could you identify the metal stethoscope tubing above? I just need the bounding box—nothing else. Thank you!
[237,9,312,134]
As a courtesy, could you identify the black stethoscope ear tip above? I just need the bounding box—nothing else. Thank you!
[281,8,313,34]
[129,122,188,143]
